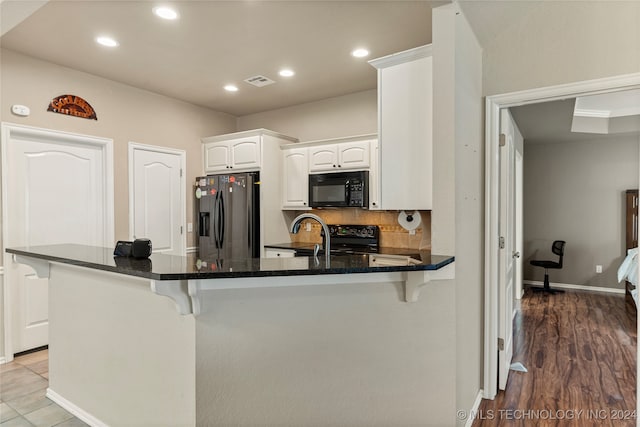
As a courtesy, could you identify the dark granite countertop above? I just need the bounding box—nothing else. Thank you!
[6,244,454,281]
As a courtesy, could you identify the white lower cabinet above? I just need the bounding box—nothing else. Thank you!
[265,248,296,258]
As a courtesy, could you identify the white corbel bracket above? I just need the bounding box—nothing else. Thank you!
[13,254,50,278]
[404,262,455,302]
[150,280,192,315]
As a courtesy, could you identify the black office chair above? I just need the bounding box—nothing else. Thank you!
[529,240,566,294]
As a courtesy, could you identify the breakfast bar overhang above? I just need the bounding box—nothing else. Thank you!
[7,244,455,427]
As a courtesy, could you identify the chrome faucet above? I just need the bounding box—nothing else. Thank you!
[289,213,331,264]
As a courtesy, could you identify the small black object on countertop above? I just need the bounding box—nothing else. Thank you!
[6,244,454,282]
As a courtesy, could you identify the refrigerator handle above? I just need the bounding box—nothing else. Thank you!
[247,192,253,254]
[219,192,226,247]
[213,192,220,248]
[199,212,210,237]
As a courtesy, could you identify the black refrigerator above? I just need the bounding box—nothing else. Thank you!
[195,172,260,260]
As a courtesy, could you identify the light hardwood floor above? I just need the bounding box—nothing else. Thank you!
[473,289,637,427]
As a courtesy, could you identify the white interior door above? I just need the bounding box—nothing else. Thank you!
[498,109,518,390]
[2,123,113,355]
[515,150,524,300]
[129,143,185,255]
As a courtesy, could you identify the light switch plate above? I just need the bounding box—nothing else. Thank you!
[11,104,30,117]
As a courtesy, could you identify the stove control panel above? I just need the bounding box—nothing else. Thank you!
[327,224,380,241]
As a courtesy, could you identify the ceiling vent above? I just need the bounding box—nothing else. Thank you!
[244,75,275,87]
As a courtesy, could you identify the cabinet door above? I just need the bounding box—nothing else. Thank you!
[338,141,370,169]
[368,140,380,210]
[308,145,338,172]
[282,147,309,209]
[230,137,261,171]
[265,248,296,258]
[378,55,432,210]
[204,142,230,173]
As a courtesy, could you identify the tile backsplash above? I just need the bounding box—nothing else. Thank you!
[289,209,431,250]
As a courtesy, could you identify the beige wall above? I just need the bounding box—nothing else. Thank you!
[481,1,640,96]
[0,49,236,360]
[523,136,639,289]
[237,89,377,142]
[0,49,237,250]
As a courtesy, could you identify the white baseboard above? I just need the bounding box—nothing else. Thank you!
[0,357,6,365]
[465,389,484,427]
[186,246,197,254]
[46,388,108,427]
[523,280,625,294]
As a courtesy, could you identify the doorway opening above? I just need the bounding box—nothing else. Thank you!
[484,72,640,400]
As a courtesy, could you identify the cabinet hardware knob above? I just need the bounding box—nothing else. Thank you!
[333,164,336,168]
[338,165,342,167]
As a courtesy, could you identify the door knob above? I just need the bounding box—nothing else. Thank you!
[512,251,520,258]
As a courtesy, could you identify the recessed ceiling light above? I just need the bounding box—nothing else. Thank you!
[351,48,369,58]
[153,6,179,20]
[279,69,295,77]
[96,36,119,47]
[224,84,239,92]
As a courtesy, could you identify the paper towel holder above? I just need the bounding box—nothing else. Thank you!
[398,210,421,231]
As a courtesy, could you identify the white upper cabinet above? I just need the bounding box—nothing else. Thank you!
[368,139,380,210]
[281,146,309,209]
[369,45,433,210]
[337,141,370,170]
[203,136,261,173]
[308,145,337,172]
[282,135,377,210]
[308,140,370,172]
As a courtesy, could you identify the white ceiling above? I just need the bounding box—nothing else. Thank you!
[510,93,640,145]
[0,0,433,116]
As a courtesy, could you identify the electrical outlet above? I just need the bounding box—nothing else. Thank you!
[596,265,603,273]
[305,222,312,232]
[187,223,193,233]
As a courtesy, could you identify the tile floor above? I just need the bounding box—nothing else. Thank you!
[0,350,88,427]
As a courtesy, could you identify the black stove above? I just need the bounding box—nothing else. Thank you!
[290,225,380,256]
[324,224,379,254]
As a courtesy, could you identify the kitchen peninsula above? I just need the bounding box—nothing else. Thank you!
[7,244,454,426]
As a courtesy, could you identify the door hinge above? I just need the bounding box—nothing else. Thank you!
[180,168,183,177]
[498,337,504,351]
[180,226,184,235]
[499,133,506,147]
[499,236,505,249]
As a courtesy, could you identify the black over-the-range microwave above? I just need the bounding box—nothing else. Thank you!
[308,170,369,208]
